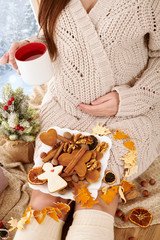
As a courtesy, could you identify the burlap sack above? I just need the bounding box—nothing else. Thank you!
[0,135,34,164]
[0,167,9,194]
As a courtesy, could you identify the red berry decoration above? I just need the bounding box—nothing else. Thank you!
[3,105,8,111]
[7,100,12,106]
[10,97,15,101]
[20,127,24,131]
[16,125,20,130]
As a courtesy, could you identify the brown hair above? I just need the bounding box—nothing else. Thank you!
[38,0,71,59]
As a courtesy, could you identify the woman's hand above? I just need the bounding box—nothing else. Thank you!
[77,91,119,117]
[0,40,29,73]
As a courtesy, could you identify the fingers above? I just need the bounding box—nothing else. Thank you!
[0,42,21,69]
[78,102,110,116]
[0,52,9,65]
[8,42,20,70]
[17,69,21,75]
[91,92,114,105]
[78,93,119,116]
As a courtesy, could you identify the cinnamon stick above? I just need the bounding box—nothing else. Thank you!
[64,147,86,175]
[43,143,65,163]
[57,134,71,143]
[43,149,58,163]
[54,143,65,160]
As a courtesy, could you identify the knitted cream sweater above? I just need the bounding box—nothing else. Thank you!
[29,0,160,184]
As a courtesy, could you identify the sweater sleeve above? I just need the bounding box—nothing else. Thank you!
[112,0,160,117]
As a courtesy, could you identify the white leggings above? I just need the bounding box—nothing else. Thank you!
[14,209,114,240]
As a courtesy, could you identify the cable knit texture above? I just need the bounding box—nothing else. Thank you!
[28,0,160,185]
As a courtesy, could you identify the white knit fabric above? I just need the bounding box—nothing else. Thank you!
[66,210,114,240]
[28,0,160,185]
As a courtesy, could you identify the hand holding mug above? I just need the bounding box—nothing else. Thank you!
[0,40,29,74]
[15,42,53,85]
[0,41,53,86]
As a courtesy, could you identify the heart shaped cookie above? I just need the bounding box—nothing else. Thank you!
[40,129,57,146]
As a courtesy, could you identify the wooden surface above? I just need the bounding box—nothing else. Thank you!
[115,224,160,240]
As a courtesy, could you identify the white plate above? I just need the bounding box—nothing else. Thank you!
[29,126,112,200]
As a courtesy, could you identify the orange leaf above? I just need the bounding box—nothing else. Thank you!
[33,209,46,224]
[22,206,32,224]
[72,181,89,203]
[53,202,70,215]
[82,197,98,208]
[74,185,98,208]
[45,207,60,222]
[123,141,136,150]
[100,186,119,204]
[120,180,135,193]
[113,130,130,140]
[78,187,91,205]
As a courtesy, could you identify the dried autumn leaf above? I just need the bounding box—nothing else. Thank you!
[74,185,98,208]
[17,217,28,230]
[78,186,91,205]
[53,202,70,215]
[8,217,18,232]
[119,186,126,203]
[33,209,46,224]
[120,180,135,193]
[22,206,32,224]
[45,207,60,222]
[123,141,136,151]
[113,130,130,140]
[100,186,119,204]
[92,123,111,136]
[120,150,137,167]
[125,165,138,178]
[82,197,99,208]
[72,181,88,203]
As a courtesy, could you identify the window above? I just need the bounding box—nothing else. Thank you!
[0,0,38,98]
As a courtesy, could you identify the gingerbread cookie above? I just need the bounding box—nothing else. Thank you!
[40,129,57,146]
[38,163,67,193]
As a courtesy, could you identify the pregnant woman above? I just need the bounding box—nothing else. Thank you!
[0,0,160,239]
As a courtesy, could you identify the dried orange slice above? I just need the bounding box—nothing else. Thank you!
[33,209,46,224]
[129,207,152,228]
[27,167,47,185]
[103,170,117,185]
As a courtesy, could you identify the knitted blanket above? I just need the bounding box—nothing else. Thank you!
[0,85,159,240]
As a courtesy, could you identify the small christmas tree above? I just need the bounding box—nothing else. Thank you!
[0,83,40,142]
